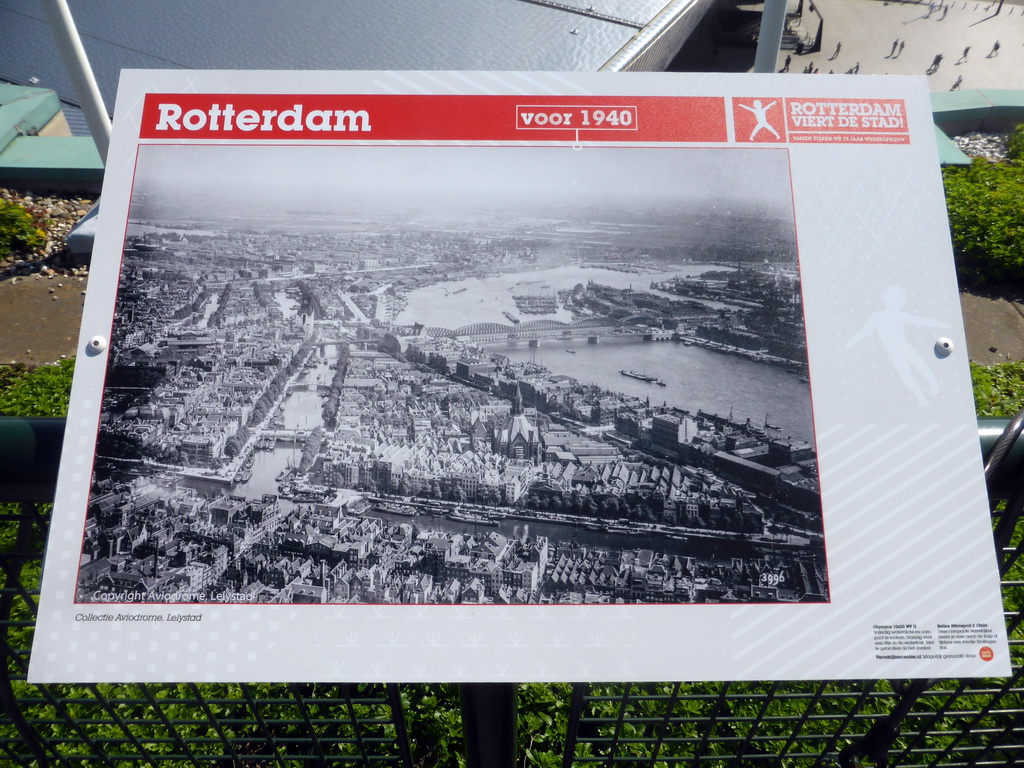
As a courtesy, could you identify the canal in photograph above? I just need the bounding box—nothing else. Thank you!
[367,507,774,560]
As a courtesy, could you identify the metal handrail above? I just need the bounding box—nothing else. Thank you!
[0,417,66,503]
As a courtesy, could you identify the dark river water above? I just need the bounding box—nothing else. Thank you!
[497,335,811,440]
[399,264,813,440]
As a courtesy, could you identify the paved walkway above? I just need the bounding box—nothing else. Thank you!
[0,274,87,367]
[780,0,1023,92]
[961,289,1024,364]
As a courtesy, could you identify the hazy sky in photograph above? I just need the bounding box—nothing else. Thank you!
[130,143,794,220]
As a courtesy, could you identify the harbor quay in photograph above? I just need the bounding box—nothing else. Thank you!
[79,219,826,607]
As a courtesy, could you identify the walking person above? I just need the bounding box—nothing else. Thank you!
[896,41,905,58]
[951,75,962,91]
[957,46,969,64]
[782,54,792,72]
[829,41,842,60]
[886,39,898,58]
[987,41,1000,57]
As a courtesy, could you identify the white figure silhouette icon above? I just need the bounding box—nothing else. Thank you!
[738,100,780,140]
[845,285,944,406]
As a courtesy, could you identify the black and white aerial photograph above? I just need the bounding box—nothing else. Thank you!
[76,143,828,607]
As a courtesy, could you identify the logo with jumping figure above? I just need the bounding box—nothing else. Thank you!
[733,98,786,143]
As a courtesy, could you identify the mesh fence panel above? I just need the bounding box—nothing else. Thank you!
[2,492,1021,767]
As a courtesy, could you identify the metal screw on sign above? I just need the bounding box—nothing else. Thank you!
[86,335,107,355]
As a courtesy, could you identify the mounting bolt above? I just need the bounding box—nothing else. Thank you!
[86,336,108,356]
[934,338,954,358]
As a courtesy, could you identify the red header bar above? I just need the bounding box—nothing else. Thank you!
[140,94,727,143]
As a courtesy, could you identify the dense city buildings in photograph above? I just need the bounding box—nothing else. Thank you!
[77,144,827,607]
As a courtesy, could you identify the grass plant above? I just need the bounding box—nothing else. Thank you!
[0,199,46,259]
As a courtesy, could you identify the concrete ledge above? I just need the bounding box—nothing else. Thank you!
[0,83,103,192]
[0,84,64,154]
[934,124,971,167]
[0,135,103,193]
[931,89,1024,137]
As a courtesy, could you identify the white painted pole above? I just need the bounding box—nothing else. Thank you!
[753,0,788,74]
[39,0,111,163]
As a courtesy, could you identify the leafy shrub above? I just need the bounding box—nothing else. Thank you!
[943,160,1024,283]
[0,359,75,416]
[1009,123,1024,163]
[971,360,1024,417]
[0,198,46,257]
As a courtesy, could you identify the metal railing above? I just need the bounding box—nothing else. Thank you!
[1,417,1021,767]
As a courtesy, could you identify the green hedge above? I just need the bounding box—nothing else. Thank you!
[0,359,74,417]
[1009,123,1024,163]
[971,360,1024,416]
[943,158,1024,284]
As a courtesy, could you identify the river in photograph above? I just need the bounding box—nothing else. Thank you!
[497,336,812,441]
[186,263,813,512]
[394,264,731,328]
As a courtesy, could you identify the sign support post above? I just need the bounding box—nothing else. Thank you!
[461,683,517,768]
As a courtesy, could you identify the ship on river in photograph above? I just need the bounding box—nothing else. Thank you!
[76,144,826,607]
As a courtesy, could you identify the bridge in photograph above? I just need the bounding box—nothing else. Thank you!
[421,314,666,342]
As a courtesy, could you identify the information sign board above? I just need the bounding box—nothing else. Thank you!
[28,70,1009,683]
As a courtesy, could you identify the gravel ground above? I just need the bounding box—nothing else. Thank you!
[1,187,93,277]
[953,132,1010,163]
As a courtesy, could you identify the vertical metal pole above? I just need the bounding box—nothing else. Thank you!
[38,0,111,162]
[562,684,587,768]
[0,505,52,768]
[461,683,517,768]
[753,0,789,73]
